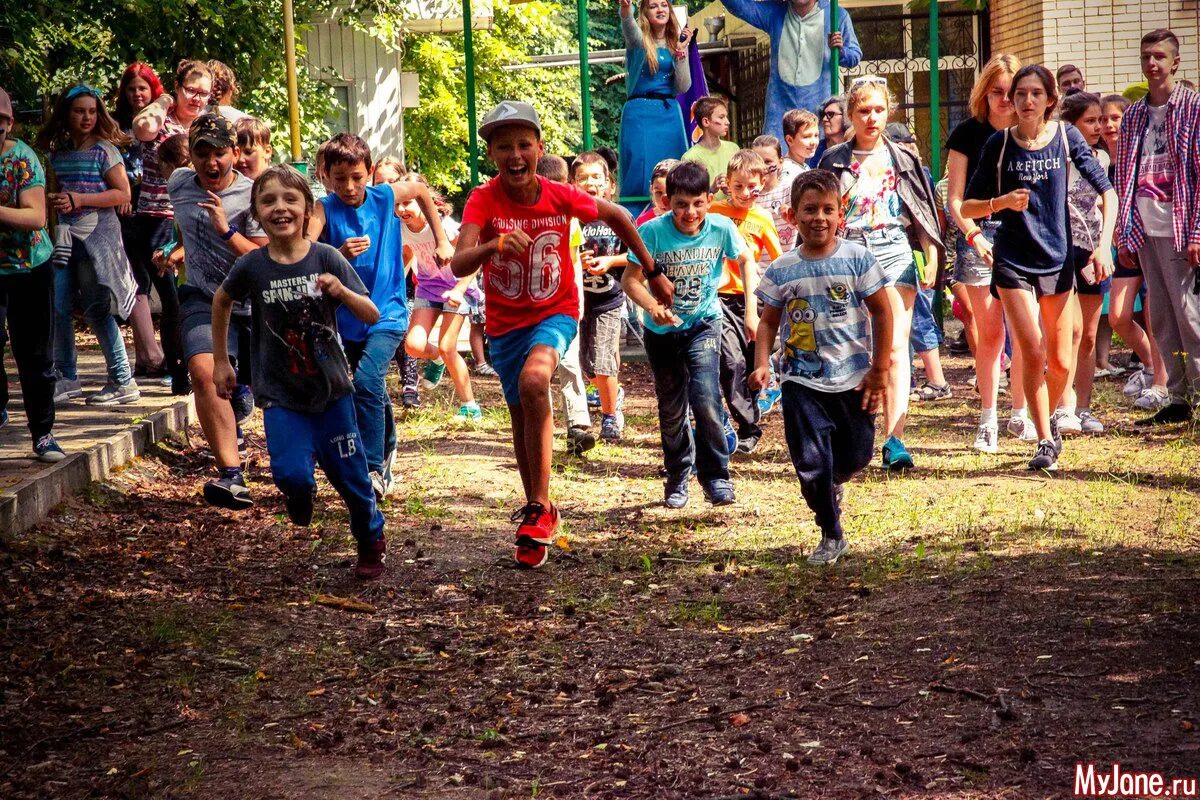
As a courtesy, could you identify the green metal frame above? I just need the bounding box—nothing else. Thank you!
[453,0,943,188]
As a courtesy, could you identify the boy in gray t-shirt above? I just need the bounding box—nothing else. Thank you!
[166,113,268,511]
[213,164,388,579]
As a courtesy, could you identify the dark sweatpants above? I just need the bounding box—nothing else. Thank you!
[717,294,762,446]
[780,381,875,540]
[0,264,56,441]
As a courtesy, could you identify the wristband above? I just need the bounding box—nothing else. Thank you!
[496,233,506,255]
[644,263,663,279]
[67,193,76,212]
[965,227,983,245]
[987,197,996,214]
[220,225,238,241]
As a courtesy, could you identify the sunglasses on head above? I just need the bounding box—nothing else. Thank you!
[850,75,888,88]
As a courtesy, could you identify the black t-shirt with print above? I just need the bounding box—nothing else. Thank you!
[223,242,367,413]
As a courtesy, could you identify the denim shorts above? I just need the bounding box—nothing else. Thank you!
[953,218,1000,287]
[489,313,579,405]
[846,226,918,289]
[179,285,251,372]
[413,296,470,316]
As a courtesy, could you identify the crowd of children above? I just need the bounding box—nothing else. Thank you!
[2,25,1198,576]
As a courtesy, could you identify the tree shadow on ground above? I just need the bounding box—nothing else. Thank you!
[3,440,1199,800]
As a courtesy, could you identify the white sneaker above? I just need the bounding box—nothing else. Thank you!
[1078,409,1105,434]
[973,424,999,454]
[1134,385,1170,411]
[1123,369,1151,398]
[1007,415,1038,442]
[1052,409,1082,435]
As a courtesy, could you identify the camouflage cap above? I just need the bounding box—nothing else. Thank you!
[189,112,236,150]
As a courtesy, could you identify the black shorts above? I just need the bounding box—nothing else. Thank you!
[1070,246,1112,296]
[990,260,1074,299]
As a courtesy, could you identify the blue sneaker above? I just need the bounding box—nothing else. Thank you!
[599,412,622,441]
[881,436,914,471]
[757,382,782,416]
[34,433,66,463]
[722,411,737,456]
[664,476,689,508]
[702,478,736,506]
[585,383,600,409]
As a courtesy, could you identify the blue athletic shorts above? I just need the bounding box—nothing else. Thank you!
[489,313,579,405]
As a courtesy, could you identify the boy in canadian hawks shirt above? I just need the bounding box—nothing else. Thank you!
[452,101,667,569]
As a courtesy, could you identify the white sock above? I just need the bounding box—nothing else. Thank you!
[1056,404,1075,417]
[980,407,998,427]
[1011,407,1028,419]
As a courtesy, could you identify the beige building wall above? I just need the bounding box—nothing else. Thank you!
[991,0,1199,94]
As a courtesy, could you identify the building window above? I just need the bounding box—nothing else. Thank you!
[843,0,983,164]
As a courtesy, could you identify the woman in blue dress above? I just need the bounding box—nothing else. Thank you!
[618,0,694,206]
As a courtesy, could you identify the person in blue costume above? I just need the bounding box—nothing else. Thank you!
[618,0,695,209]
[721,0,862,143]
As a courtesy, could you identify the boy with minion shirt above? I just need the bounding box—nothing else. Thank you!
[749,169,898,566]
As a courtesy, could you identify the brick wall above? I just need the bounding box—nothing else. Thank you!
[990,0,1047,65]
[991,0,1200,94]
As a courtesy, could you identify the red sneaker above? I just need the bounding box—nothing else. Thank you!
[513,502,558,569]
[354,536,387,579]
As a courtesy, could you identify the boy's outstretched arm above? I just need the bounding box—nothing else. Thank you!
[748,304,782,393]
[318,273,380,325]
[210,288,239,401]
[858,286,899,413]
[393,181,453,263]
[596,199,673,307]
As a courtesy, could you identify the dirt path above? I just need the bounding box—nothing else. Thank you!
[2,359,1199,798]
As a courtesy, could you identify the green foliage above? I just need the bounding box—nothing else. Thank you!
[0,0,342,154]
[397,1,581,195]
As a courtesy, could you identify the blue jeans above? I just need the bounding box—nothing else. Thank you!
[344,329,404,477]
[643,317,729,484]
[53,243,132,385]
[910,287,943,354]
[263,394,384,545]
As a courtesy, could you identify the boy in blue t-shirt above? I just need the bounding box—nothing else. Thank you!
[749,170,898,565]
[623,161,755,509]
[311,133,452,501]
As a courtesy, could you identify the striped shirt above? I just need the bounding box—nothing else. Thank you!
[1115,85,1200,252]
[756,239,886,393]
[137,116,187,218]
[49,141,122,226]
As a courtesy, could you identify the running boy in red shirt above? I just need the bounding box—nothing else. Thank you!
[452,101,665,568]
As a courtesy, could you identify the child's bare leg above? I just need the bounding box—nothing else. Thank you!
[595,374,620,415]
[438,312,474,403]
[517,345,559,506]
[405,308,441,360]
[508,404,533,502]
[470,321,488,365]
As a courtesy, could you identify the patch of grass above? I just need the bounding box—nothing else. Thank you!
[671,599,723,625]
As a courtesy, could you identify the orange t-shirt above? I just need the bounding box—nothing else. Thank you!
[710,200,782,295]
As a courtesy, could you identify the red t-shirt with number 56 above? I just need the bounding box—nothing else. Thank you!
[462,175,599,336]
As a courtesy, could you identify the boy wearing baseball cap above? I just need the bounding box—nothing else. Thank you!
[168,112,268,509]
[451,101,667,568]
